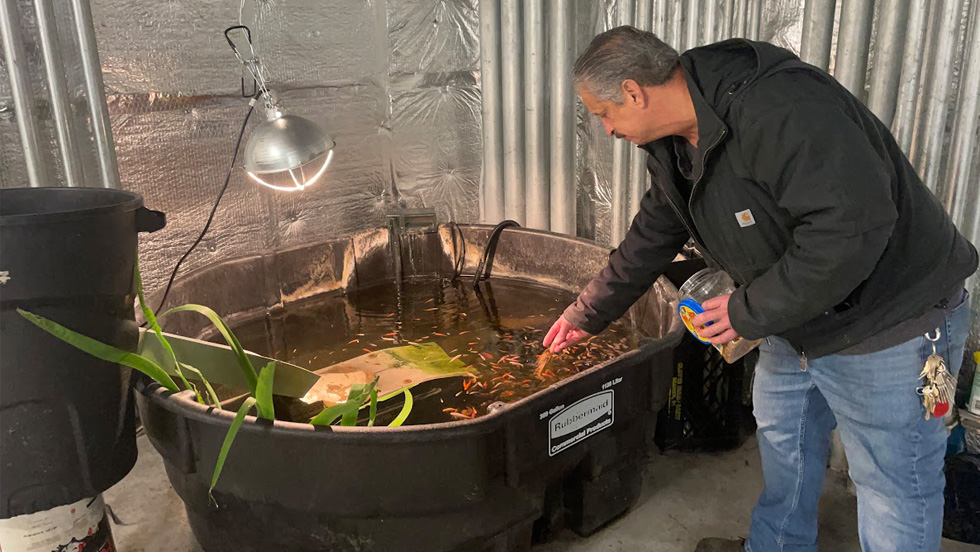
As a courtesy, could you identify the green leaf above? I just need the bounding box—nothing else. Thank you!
[209,397,257,502]
[389,388,413,427]
[179,362,222,408]
[17,309,179,393]
[340,379,377,426]
[134,263,204,404]
[367,386,379,427]
[160,304,258,395]
[309,397,363,427]
[309,378,379,427]
[254,361,276,420]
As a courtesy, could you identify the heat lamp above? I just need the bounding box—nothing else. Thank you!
[226,25,335,192]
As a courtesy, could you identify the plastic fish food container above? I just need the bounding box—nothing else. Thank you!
[677,268,761,363]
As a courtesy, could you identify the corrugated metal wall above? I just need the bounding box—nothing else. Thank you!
[96,0,484,292]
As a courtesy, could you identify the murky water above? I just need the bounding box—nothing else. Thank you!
[230,278,635,424]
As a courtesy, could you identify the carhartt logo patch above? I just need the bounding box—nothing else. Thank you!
[735,209,756,227]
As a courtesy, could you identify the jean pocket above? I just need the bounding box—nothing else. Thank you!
[758,335,799,358]
[943,289,971,373]
[950,289,970,313]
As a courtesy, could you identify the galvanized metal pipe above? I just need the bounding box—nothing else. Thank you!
[910,1,944,158]
[944,0,980,225]
[501,0,525,224]
[834,0,875,98]
[892,0,931,153]
[703,0,719,44]
[915,0,963,191]
[800,0,836,71]
[746,0,762,40]
[685,0,701,50]
[718,0,734,39]
[628,143,649,222]
[727,0,738,37]
[867,0,910,126]
[636,0,653,31]
[618,0,636,26]
[668,0,684,49]
[653,0,668,38]
[524,0,549,230]
[1,0,50,188]
[479,0,505,222]
[610,146,631,245]
[35,0,85,188]
[732,0,747,38]
[629,0,654,220]
[70,0,120,189]
[549,0,576,234]
[610,0,635,245]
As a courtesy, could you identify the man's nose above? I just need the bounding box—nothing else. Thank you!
[603,120,614,136]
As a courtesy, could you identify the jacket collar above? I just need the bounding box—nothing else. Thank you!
[640,38,783,164]
[639,65,730,184]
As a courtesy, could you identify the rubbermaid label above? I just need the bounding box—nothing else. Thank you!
[548,390,614,456]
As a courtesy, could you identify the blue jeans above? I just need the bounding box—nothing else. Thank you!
[746,296,971,552]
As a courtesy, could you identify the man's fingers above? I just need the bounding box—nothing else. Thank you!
[691,309,726,327]
[697,319,731,339]
[552,332,572,353]
[554,328,589,353]
[543,314,592,353]
[702,296,727,310]
[543,319,562,347]
[707,329,739,345]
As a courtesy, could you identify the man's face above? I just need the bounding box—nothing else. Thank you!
[578,82,665,145]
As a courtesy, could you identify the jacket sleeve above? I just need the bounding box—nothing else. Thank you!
[728,102,898,339]
[563,176,689,335]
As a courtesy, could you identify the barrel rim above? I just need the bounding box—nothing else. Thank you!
[0,187,144,226]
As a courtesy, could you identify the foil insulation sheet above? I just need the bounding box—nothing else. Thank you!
[92,0,381,95]
[389,71,482,223]
[111,86,389,292]
[87,0,481,292]
[389,0,480,75]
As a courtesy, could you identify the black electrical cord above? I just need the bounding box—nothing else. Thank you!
[152,94,260,315]
[472,220,520,289]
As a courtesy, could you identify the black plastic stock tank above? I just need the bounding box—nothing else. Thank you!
[0,187,165,518]
[136,225,684,552]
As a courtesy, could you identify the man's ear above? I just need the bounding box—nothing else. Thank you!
[621,79,648,108]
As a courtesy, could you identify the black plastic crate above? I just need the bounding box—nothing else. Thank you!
[655,332,748,452]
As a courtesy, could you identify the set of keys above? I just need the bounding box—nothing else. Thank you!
[918,328,956,420]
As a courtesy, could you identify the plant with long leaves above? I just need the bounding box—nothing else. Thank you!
[18,260,415,500]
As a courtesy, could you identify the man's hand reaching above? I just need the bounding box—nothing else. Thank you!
[543,315,592,353]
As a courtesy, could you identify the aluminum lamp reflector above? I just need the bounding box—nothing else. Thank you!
[244,115,335,192]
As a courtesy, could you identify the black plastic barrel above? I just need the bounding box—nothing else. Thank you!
[134,226,685,552]
[0,187,165,518]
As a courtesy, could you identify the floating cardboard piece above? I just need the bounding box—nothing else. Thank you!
[286,342,474,421]
[139,330,472,420]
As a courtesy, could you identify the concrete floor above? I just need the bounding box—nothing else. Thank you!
[105,435,980,552]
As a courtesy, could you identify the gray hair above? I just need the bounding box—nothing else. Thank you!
[573,26,680,103]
